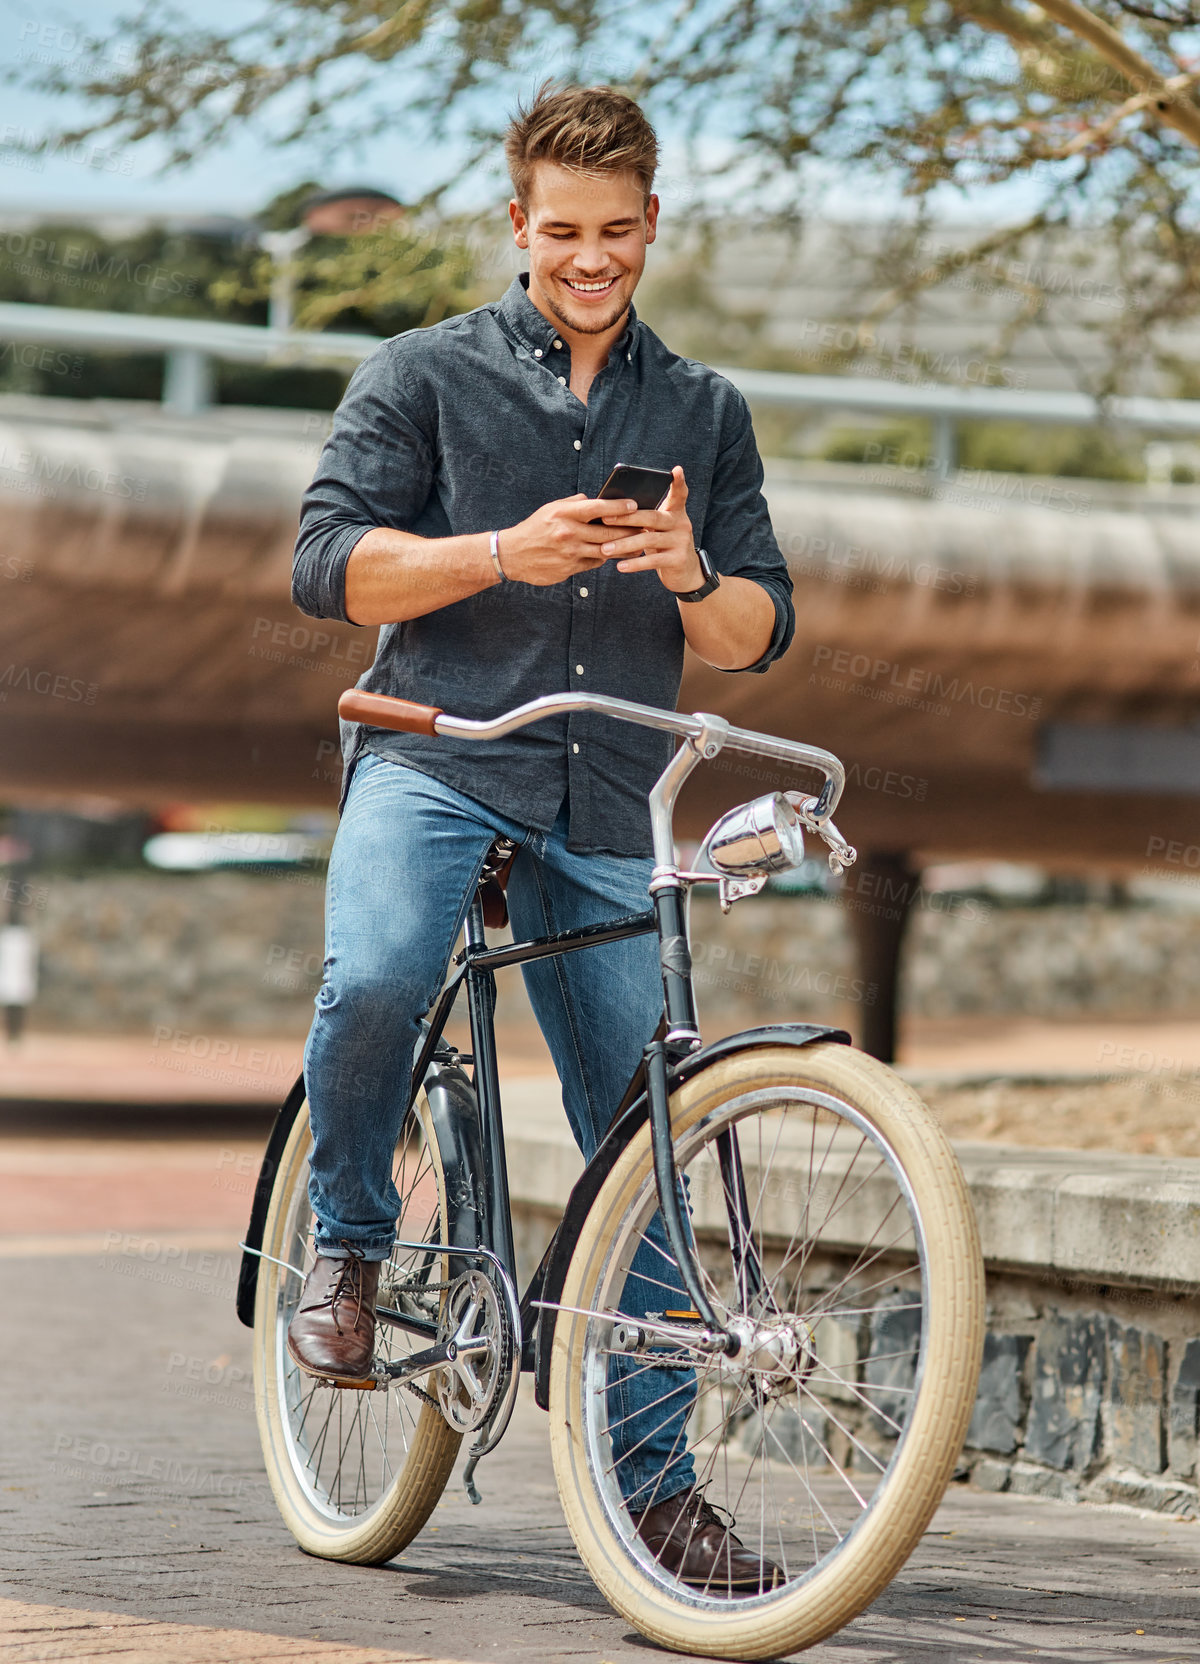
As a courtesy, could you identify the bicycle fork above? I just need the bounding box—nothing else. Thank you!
[643,1037,765,1357]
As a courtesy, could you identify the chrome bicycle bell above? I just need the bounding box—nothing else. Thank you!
[703,792,806,878]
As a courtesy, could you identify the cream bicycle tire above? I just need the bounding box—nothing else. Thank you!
[253,1092,461,1563]
[549,1042,985,1659]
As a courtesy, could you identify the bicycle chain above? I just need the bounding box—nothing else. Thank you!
[387,1274,461,1412]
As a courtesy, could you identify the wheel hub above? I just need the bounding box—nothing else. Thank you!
[722,1313,816,1395]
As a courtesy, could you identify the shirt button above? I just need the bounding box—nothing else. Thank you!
[533,348,543,358]
[578,586,588,597]
[573,439,581,450]
[575,664,584,676]
[553,339,563,349]
[557,375,567,385]
[572,743,580,754]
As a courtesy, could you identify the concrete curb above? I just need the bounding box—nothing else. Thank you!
[502,1077,1200,1516]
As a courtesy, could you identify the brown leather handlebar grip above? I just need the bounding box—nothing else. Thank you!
[338,689,443,736]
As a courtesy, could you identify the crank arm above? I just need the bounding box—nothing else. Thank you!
[381,1333,490,1383]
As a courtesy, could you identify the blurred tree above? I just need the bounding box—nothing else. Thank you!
[0,183,482,401]
[14,0,1200,395]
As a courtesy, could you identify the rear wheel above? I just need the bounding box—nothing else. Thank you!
[253,1091,461,1563]
[548,1042,985,1659]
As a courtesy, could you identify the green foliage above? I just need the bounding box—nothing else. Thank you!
[0,204,486,404]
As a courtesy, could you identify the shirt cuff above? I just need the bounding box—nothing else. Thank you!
[292,521,374,624]
[715,579,793,675]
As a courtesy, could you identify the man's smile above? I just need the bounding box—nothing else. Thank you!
[560,274,621,297]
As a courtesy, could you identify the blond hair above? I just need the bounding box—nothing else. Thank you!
[504,82,659,208]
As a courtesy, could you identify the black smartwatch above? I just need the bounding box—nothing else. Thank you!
[672,546,721,603]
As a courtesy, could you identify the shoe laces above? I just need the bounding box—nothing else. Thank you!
[322,1245,367,1336]
[684,1487,740,1544]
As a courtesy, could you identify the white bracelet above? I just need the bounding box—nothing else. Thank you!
[489,529,507,582]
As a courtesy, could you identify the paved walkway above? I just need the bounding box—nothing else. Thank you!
[2,1098,1200,1661]
[0,1228,1197,1661]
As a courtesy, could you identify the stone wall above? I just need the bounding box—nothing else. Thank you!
[504,1098,1200,1521]
[958,1276,1198,1515]
[16,870,1200,1033]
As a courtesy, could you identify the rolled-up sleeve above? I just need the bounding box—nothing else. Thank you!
[700,391,795,674]
[291,343,435,622]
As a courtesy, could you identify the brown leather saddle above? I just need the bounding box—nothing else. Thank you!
[478,836,518,930]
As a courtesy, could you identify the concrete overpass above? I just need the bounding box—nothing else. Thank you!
[3,391,1197,861]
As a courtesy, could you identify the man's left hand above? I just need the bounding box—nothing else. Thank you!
[598,465,704,594]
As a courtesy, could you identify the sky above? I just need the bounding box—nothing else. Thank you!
[0,0,473,218]
[0,0,1046,227]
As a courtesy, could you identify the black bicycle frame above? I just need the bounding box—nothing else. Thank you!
[403,880,758,1356]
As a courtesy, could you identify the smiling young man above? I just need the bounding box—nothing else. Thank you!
[290,82,793,1588]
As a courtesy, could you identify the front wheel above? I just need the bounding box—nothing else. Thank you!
[548,1042,985,1660]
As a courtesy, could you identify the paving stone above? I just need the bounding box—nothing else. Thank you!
[1108,1320,1167,1474]
[965,1331,1031,1455]
[1024,1309,1107,1471]
[1170,1336,1200,1479]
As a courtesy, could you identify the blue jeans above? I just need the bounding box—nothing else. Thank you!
[304,751,696,1506]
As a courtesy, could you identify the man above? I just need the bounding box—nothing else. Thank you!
[289,81,794,1585]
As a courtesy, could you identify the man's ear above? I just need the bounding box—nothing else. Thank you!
[645,192,660,245]
[509,198,529,248]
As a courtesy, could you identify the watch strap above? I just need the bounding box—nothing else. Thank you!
[674,547,720,603]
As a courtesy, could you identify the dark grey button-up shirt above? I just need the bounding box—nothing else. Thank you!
[293,274,794,855]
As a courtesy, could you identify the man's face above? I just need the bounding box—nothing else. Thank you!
[510,162,659,339]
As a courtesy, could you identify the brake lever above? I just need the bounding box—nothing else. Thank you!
[785,794,858,877]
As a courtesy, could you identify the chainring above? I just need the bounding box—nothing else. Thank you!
[434,1268,514,1433]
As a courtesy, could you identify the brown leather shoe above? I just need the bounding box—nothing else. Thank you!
[286,1251,380,1386]
[631,1487,785,1594]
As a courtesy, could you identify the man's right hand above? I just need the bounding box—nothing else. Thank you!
[498,493,638,587]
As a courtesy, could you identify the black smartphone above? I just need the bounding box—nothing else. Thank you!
[596,462,674,513]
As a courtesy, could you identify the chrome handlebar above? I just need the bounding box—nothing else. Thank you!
[433,691,847,822]
[338,686,856,879]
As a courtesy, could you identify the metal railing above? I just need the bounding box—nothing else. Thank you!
[4,300,1200,466]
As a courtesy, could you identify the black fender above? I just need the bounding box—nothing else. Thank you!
[531,1022,849,1408]
[235,1072,307,1328]
[235,1050,488,1329]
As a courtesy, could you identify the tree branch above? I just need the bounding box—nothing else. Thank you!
[1035,0,1200,145]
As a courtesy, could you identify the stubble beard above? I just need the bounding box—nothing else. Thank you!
[542,272,631,337]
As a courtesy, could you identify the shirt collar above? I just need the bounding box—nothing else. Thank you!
[498,272,640,362]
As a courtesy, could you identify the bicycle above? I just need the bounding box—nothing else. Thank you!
[237,687,985,1660]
